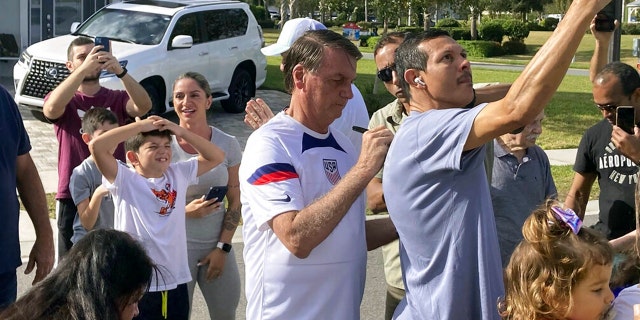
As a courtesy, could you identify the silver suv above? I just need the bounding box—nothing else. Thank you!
[13,0,267,122]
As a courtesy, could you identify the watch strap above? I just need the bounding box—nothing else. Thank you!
[217,241,232,253]
[116,66,128,78]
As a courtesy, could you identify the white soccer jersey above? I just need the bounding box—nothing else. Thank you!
[240,112,367,319]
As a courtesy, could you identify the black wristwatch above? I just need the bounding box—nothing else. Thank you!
[217,242,232,253]
[116,67,128,78]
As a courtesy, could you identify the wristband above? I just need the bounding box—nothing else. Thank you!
[217,242,232,253]
[116,67,128,78]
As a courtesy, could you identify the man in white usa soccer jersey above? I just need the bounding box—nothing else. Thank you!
[239,30,397,319]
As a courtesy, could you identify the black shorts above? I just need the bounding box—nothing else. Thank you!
[135,283,189,320]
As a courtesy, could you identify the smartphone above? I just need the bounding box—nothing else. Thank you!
[595,1,616,32]
[94,36,111,53]
[616,106,635,134]
[204,186,228,204]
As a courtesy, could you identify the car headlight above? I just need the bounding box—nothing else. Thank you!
[18,51,32,66]
[100,60,128,78]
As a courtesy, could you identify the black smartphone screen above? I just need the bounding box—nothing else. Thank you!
[205,186,228,203]
[616,106,635,134]
[94,36,111,52]
[595,1,616,32]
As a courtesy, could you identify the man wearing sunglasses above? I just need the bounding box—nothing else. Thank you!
[564,18,640,242]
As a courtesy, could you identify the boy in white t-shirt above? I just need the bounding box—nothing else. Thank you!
[90,115,224,319]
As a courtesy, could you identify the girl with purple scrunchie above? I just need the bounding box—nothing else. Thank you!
[500,199,615,320]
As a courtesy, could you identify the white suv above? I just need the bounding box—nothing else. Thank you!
[13,0,267,122]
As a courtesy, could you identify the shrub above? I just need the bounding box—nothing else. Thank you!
[502,19,529,42]
[258,19,275,29]
[478,21,505,43]
[397,26,424,33]
[541,17,559,30]
[502,40,527,54]
[366,36,380,48]
[323,20,336,28]
[458,40,504,57]
[447,27,471,40]
[357,21,372,30]
[527,21,547,31]
[622,23,640,35]
[249,5,268,21]
[436,18,460,28]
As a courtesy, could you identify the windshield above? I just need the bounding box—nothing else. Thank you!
[75,8,171,45]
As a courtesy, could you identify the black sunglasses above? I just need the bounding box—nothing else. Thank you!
[377,64,395,83]
[595,103,619,112]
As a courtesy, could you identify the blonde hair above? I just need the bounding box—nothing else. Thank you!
[500,199,613,320]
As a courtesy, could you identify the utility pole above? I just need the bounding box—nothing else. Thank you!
[611,0,623,62]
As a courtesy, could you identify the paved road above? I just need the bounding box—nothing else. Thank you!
[9,74,596,319]
[9,80,388,319]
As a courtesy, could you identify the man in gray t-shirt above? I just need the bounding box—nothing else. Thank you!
[384,3,607,317]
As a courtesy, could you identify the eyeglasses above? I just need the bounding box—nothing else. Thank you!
[595,103,619,112]
[377,64,395,83]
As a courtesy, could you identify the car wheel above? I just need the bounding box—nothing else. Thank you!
[221,68,254,114]
[30,110,50,123]
[142,83,165,116]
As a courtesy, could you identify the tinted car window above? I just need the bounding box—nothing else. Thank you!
[76,9,170,45]
[203,9,248,41]
[171,13,201,44]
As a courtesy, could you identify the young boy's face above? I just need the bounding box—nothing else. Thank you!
[84,121,118,154]
[130,135,172,178]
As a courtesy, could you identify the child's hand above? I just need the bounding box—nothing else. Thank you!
[149,117,186,136]
[185,196,222,218]
[134,116,163,132]
[93,185,110,198]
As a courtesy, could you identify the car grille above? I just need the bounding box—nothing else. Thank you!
[20,59,70,99]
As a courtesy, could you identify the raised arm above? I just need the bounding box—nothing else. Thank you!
[89,118,160,182]
[466,0,610,150]
[43,46,103,120]
[155,119,225,176]
[269,126,394,258]
[589,17,618,82]
[101,53,151,117]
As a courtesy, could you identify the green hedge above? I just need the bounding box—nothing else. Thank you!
[459,40,504,57]
[250,5,268,21]
[542,17,559,30]
[435,18,460,28]
[258,20,275,29]
[478,21,505,43]
[502,40,527,54]
[622,23,640,35]
[502,19,529,41]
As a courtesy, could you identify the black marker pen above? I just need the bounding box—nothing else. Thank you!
[352,126,368,133]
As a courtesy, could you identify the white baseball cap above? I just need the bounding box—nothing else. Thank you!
[261,18,327,56]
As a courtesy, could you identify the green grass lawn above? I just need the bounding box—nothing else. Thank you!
[551,165,600,201]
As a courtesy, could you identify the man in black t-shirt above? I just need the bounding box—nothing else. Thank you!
[565,60,640,240]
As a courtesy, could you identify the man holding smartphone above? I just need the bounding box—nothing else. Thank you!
[564,17,640,242]
[42,36,151,259]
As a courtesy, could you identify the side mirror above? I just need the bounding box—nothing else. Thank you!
[171,35,193,49]
[70,22,80,33]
